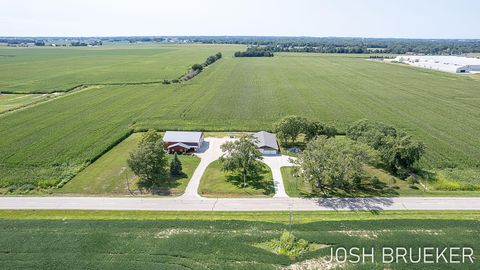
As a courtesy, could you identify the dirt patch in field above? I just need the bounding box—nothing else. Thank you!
[282,257,346,270]
[155,228,200,239]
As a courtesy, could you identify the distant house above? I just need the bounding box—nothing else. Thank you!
[253,131,279,155]
[163,131,204,153]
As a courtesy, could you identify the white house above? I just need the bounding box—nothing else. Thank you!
[253,131,279,155]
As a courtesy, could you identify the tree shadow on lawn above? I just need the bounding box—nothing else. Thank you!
[226,169,275,196]
[299,181,400,199]
[150,173,187,196]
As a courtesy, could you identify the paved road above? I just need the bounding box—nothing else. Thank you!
[2,196,480,211]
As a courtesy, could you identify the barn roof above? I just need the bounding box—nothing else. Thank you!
[163,131,203,144]
[253,131,279,150]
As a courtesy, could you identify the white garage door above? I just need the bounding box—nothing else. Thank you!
[261,149,277,155]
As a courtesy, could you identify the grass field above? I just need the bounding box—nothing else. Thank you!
[0,210,479,269]
[0,44,243,93]
[57,133,200,195]
[0,93,53,113]
[199,160,274,197]
[1,47,480,188]
[281,166,480,197]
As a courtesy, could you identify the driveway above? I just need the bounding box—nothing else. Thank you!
[181,137,233,198]
[261,155,294,198]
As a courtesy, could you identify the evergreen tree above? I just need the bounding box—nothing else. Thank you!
[170,153,183,176]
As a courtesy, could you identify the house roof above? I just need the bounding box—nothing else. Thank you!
[253,131,279,150]
[163,131,203,144]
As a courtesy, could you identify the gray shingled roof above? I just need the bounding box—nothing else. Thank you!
[253,131,279,150]
[163,131,203,144]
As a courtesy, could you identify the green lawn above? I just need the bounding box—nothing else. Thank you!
[2,49,480,188]
[0,44,243,93]
[0,211,479,269]
[0,93,53,113]
[199,160,274,197]
[281,166,480,197]
[58,133,200,196]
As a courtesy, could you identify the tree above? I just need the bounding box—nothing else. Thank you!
[274,115,307,144]
[170,153,183,176]
[191,64,203,71]
[383,133,425,175]
[346,119,425,176]
[127,130,169,190]
[303,121,337,141]
[206,55,217,65]
[219,136,263,188]
[215,52,222,59]
[293,136,373,193]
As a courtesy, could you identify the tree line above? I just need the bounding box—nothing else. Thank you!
[234,47,274,57]
[166,52,222,84]
[192,37,480,55]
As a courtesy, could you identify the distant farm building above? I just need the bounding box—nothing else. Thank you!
[392,56,480,74]
[163,131,204,153]
[253,131,279,155]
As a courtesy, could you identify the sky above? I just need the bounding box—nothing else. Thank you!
[1,0,479,38]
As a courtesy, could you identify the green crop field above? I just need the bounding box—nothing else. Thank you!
[0,211,479,269]
[1,46,480,189]
[0,44,243,93]
[58,133,200,195]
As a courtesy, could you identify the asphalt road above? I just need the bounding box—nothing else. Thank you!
[2,196,480,211]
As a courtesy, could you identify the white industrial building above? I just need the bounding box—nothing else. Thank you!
[392,55,480,74]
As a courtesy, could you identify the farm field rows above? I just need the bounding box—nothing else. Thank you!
[1,46,480,188]
[0,212,479,269]
[0,44,242,93]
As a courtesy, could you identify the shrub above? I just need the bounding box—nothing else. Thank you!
[38,179,58,189]
[389,177,397,184]
[406,175,417,185]
[371,176,381,186]
[273,230,310,259]
[191,64,203,71]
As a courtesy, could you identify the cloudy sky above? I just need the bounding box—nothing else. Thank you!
[1,0,479,38]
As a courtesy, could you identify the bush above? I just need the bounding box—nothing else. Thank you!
[38,179,57,189]
[162,80,171,84]
[371,176,381,186]
[389,177,397,184]
[192,64,203,71]
[406,175,417,185]
[272,230,310,259]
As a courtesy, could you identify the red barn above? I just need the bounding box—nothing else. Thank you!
[163,131,204,153]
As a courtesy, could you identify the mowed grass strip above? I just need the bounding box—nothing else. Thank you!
[58,133,200,196]
[0,93,53,113]
[199,160,274,197]
[1,210,480,222]
[0,217,478,269]
[1,50,480,187]
[0,44,243,93]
